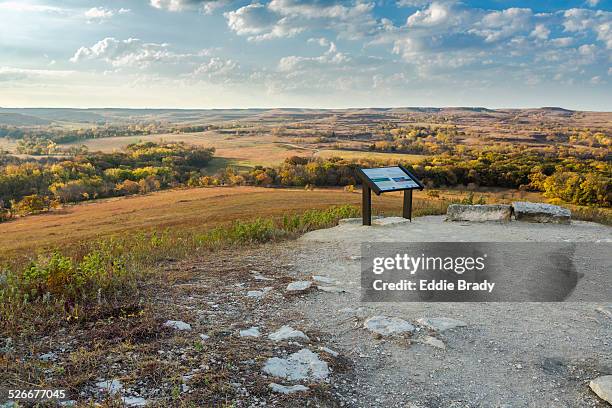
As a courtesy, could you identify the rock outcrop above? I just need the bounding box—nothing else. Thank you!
[446,204,512,222]
[512,202,571,224]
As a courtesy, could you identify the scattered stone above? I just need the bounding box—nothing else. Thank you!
[240,327,261,337]
[96,379,123,395]
[122,396,147,407]
[39,352,58,361]
[59,401,76,407]
[512,201,571,224]
[317,285,346,293]
[419,335,446,350]
[595,305,612,319]
[199,334,210,341]
[319,346,339,357]
[363,316,415,336]
[589,375,612,404]
[286,281,312,292]
[312,275,334,284]
[417,317,467,332]
[268,326,309,342]
[446,204,512,222]
[262,349,329,381]
[247,287,273,298]
[269,383,310,394]
[163,320,192,331]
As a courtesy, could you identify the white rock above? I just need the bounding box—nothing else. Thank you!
[420,335,446,350]
[268,326,309,342]
[320,346,339,357]
[363,316,415,336]
[446,204,512,222]
[417,317,467,332]
[512,201,571,224]
[199,334,210,341]
[312,275,334,284]
[252,271,275,281]
[269,383,309,394]
[122,396,147,407]
[240,327,261,337]
[590,375,612,404]
[96,379,123,395]
[262,349,329,381]
[247,287,273,298]
[39,352,57,361]
[163,320,192,331]
[286,281,312,292]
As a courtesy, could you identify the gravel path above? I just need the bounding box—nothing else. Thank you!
[281,216,612,407]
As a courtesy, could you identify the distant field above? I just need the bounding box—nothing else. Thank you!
[0,137,17,151]
[315,149,425,163]
[64,131,311,168]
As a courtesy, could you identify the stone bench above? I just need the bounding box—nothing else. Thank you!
[512,201,571,224]
[446,204,512,222]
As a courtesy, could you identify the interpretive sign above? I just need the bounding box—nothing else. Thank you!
[356,165,424,226]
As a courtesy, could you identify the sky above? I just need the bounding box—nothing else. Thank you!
[0,0,611,110]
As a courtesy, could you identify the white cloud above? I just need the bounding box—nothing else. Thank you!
[84,7,129,22]
[278,41,348,72]
[0,66,75,82]
[406,1,457,27]
[563,8,612,49]
[471,8,533,43]
[70,38,176,67]
[0,1,62,13]
[585,0,600,7]
[225,1,377,41]
[150,0,227,13]
[530,24,550,40]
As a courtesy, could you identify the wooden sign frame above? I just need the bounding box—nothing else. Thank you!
[355,165,424,226]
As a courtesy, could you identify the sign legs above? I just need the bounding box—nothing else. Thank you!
[403,189,413,221]
[362,185,371,226]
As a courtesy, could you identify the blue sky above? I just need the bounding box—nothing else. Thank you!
[0,0,610,110]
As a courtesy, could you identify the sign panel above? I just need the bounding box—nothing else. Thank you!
[361,166,420,192]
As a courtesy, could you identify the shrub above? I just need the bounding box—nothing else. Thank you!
[11,194,51,215]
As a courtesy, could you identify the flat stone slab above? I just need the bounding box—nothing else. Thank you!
[417,317,467,332]
[268,325,310,342]
[590,375,612,404]
[262,348,329,381]
[446,204,512,222]
[364,315,415,336]
[512,201,571,224]
[286,281,312,292]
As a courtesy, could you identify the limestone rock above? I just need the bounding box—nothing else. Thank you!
[163,320,192,331]
[446,204,512,222]
[262,349,329,381]
[312,275,334,284]
[590,375,612,404]
[286,281,312,292]
[419,335,446,349]
[122,396,147,407]
[363,315,415,336]
[269,383,309,394]
[239,327,261,337]
[417,317,467,332]
[96,379,123,395]
[247,287,273,298]
[268,325,309,342]
[512,201,571,224]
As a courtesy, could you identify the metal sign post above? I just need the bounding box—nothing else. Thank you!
[356,165,423,226]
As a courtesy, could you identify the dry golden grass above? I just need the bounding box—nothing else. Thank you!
[65,132,312,167]
[0,186,406,259]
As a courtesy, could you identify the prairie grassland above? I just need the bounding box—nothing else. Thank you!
[64,132,312,167]
[314,149,425,163]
